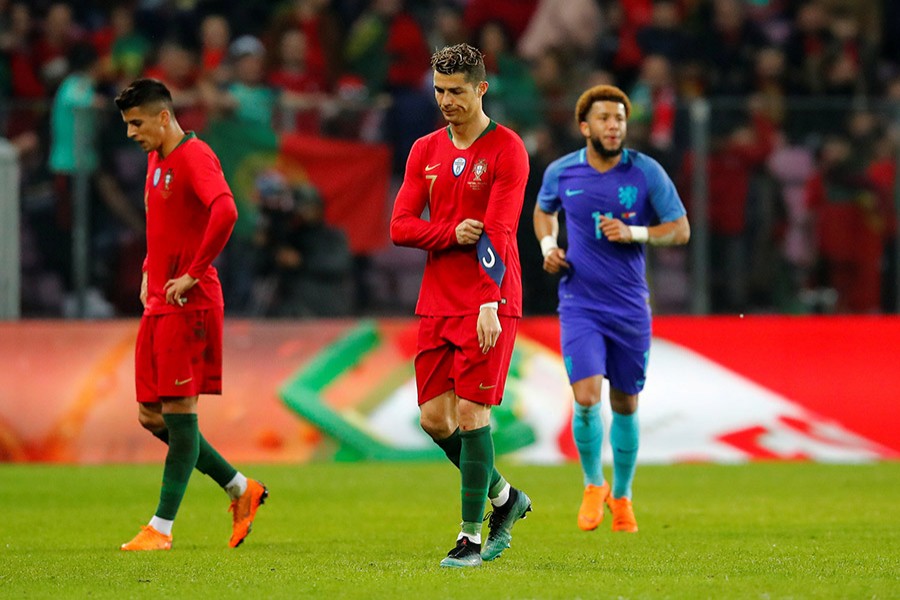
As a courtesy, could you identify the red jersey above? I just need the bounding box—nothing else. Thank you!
[143,133,235,315]
[390,121,528,317]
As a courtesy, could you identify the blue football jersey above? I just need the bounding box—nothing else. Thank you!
[537,148,686,317]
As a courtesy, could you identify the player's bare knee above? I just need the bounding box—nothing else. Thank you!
[610,390,638,415]
[573,392,601,408]
[137,405,164,432]
[420,412,456,439]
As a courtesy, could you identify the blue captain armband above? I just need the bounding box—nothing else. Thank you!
[476,234,506,287]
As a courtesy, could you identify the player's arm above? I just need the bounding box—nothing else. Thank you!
[475,139,529,352]
[140,257,148,307]
[390,140,459,251]
[601,158,690,246]
[164,150,238,305]
[599,214,690,245]
[533,160,569,273]
[534,203,570,273]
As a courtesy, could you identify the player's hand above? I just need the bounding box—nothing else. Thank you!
[164,273,199,307]
[542,247,570,274]
[455,219,484,245]
[476,306,502,354]
[139,271,148,308]
[599,215,631,243]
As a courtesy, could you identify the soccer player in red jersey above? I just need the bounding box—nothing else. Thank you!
[115,79,267,551]
[390,44,532,567]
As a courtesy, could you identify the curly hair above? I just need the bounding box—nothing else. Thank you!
[574,84,632,126]
[430,43,486,85]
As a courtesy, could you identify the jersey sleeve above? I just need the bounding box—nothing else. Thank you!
[189,144,233,207]
[389,138,458,251]
[186,143,238,279]
[641,155,686,223]
[536,156,565,214]
[478,134,529,304]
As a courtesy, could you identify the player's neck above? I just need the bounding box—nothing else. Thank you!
[159,124,188,159]
[586,145,623,173]
[448,112,491,149]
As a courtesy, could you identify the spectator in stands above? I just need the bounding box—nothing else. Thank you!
[516,0,602,63]
[478,20,543,131]
[345,0,433,173]
[634,0,690,66]
[627,54,678,168]
[697,0,767,96]
[92,4,151,85]
[211,35,277,129]
[680,110,779,313]
[269,27,328,134]
[198,14,231,86]
[462,0,537,47]
[144,40,206,132]
[271,0,343,91]
[253,171,353,317]
[806,135,888,313]
[34,2,81,92]
[428,2,467,51]
[47,42,116,316]
[784,0,832,96]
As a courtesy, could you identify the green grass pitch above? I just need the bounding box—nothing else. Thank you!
[2,461,898,599]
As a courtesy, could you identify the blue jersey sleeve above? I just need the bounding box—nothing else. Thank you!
[537,150,583,214]
[635,154,686,224]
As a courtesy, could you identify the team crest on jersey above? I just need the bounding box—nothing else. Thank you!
[452,157,467,177]
[468,159,488,190]
[153,167,161,187]
[164,169,174,191]
[472,159,487,181]
[618,185,638,209]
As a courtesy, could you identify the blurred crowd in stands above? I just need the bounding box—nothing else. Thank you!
[3,0,899,317]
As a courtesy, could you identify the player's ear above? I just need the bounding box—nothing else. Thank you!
[579,120,590,138]
[476,80,488,97]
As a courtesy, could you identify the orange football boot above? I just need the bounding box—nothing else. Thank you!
[607,496,638,532]
[120,525,172,551]
[229,479,268,548]
[577,482,610,531]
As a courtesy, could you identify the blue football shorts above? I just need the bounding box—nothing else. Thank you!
[559,308,651,395]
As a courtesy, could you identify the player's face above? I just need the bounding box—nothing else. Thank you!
[121,105,170,153]
[581,100,627,158]
[433,71,487,126]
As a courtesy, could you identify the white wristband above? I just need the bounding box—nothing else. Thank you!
[539,235,558,257]
[628,226,649,243]
[479,302,499,310]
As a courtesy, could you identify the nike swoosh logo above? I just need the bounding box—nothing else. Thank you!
[174,378,193,386]
[565,188,585,197]
[478,383,496,390]
[425,163,441,171]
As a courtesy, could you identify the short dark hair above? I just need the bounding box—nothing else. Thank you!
[430,43,486,85]
[574,84,632,125]
[114,79,174,112]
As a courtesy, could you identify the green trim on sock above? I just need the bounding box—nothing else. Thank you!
[459,425,493,525]
[155,413,199,521]
[436,428,506,499]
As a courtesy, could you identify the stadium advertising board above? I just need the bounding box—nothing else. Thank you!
[0,317,896,463]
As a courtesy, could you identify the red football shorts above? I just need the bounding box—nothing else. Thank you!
[135,308,223,403]
[415,314,519,406]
